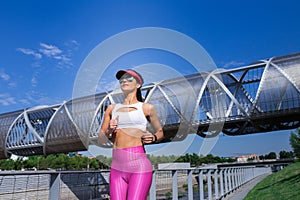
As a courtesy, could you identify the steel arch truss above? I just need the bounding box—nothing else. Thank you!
[0,52,299,158]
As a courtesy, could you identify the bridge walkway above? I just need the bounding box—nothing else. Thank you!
[223,173,270,200]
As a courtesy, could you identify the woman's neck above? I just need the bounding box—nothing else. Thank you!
[123,93,139,105]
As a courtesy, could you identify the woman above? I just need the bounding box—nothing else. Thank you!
[98,69,164,200]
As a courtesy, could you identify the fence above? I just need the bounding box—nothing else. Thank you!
[0,170,110,200]
[150,166,271,200]
[0,166,272,200]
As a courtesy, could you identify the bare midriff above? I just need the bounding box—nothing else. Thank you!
[112,128,145,149]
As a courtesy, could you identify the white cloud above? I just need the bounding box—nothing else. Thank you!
[31,76,38,87]
[0,93,16,106]
[223,61,245,69]
[70,40,79,46]
[23,91,63,107]
[8,82,17,88]
[17,48,42,59]
[18,40,79,70]
[65,40,80,49]
[18,98,30,105]
[54,54,71,63]
[0,71,10,81]
[39,42,77,69]
[0,69,16,88]
[39,43,62,57]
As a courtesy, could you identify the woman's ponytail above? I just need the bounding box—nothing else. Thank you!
[136,87,144,102]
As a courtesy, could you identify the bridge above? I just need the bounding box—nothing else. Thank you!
[0,52,299,158]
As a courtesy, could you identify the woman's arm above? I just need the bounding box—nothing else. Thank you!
[142,103,164,144]
[98,104,116,145]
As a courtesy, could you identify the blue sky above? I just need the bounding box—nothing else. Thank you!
[1,0,299,157]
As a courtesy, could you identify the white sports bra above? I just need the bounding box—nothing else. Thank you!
[111,102,148,131]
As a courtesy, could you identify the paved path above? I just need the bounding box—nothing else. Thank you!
[223,173,270,200]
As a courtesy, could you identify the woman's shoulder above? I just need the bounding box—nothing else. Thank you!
[141,102,152,106]
[106,104,117,112]
[107,103,116,108]
[142,102,155,114]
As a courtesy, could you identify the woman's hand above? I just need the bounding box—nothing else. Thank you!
[109,116,119,132]
[141,131,156,144]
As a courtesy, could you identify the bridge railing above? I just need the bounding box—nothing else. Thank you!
[0,170,111,200]
[0,165,273,200]
[150,166,271,200]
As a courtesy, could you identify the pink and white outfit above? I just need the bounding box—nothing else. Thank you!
[110,102,153,200]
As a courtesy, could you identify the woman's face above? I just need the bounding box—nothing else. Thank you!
[119,74,140,92]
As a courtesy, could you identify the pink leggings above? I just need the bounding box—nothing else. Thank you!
[109,146,153,200]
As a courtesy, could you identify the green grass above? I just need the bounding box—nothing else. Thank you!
[244,161,300,200]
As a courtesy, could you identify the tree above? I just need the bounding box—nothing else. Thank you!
[88,158,100,170]
[23,156,39,169]
[14,157,24,170]
[0,159,14,170]
[290,128,300,158]
[279,150,294,159]
[267,152,277,159]
[259,152,277,160]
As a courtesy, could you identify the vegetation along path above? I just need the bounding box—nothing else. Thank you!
[244,161,300,200]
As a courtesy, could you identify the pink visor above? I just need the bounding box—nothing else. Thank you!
[116,69,144,85]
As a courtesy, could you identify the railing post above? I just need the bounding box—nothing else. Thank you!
[247,167,252,182]
[224,169,228,194]
[240,168,244,186]
[220,169,224,197]
[231,168,236,190]
[149,171,156,200]
[237,168,242,187]
[228,169,232,192]
[242,168,245,184]
[246,168,250,182]
[234,168,238,189]
[245,168,249,182]
[207,170,212,200]
[172,170,178,200]
[188,169,193,200]
[49,172,61,200]
[214,170,219,199]
[199,170,204,200]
